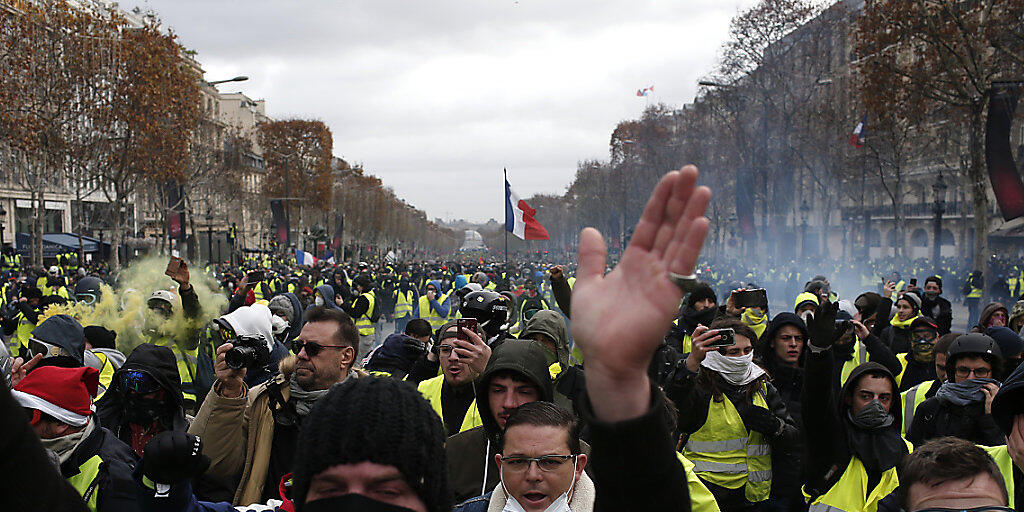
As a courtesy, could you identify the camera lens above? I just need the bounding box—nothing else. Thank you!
[225,346,256,370]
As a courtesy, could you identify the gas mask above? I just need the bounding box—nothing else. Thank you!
[848,399,894,430]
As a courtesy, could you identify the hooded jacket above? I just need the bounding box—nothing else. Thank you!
[416,280,450,319]
[274,292,305,346]
[802,351,909,502]
[975,302,1010,332]
[446,340,556,503]
[95,343,189,448]
[33,314,86,367]
[364,332,427,379]
[310,284,340,311]
[755,312,808,500]
[519,310,587,416]
[991,360,1024,508]
[219,304,289,386]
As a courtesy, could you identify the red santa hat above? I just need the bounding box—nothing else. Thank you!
[12,366,98,427]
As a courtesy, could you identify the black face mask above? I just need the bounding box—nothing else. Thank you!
[302,494,419,512]
[123,394,166,426]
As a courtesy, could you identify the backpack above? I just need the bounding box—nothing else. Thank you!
[369,290,383,323]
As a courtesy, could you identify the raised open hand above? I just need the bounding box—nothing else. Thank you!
[572,167,710,421]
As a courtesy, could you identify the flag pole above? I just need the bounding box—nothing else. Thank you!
[503,168,508,268]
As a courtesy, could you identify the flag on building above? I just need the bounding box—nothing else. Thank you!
[296,249,317,266]
[636,85,654,97]
[849,114,867,148]
[505,177,549,241]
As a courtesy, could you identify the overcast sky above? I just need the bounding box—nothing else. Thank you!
[119,0,758,222]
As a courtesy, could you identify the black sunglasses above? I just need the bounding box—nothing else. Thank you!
[292,339,348,357]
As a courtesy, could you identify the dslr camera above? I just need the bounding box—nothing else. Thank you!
[225,335,271,371]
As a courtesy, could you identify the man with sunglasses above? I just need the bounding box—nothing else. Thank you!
[188,306,365,505]
[453,401,592,512]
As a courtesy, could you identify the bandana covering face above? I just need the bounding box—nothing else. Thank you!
[701,350,766,386]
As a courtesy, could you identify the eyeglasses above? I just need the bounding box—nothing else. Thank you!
[438,344,455,355]
[28,338,68,359]
[954,366,992,379]
[292,339,347,357]
[500,454,575,473]
[914,507,1015,512]
[119,370,161,395]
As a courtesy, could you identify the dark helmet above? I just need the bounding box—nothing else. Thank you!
[947,333,1003,381]
[74,276,104,305]
[460,290,509,338]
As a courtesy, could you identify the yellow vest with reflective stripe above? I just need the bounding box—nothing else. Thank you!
[968,285,983,299]
[91,351,118,402]
[894,353,909,387]
[683,383,772,502]
[416,375,482,433]
[394,290,414,318]
[804,447,907,512]
[12,311,34,358]
[67,454,103,511]
[355,292,376,336]
[982,445,1016,509]
[675,452,723,512]
[417,296,445,329]
[840,340,869,386]
[152,337,198,406]
[900,379,935,437]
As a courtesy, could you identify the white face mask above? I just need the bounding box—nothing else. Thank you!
[271,315,289,335]
[501,457,577,512]
[701,350,766,386]
[315,296,325,306]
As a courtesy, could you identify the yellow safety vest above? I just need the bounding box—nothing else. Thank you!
[152,337,199,406]
[968,285,983,299]
[894,353,910,387]
[840,340,869,387]
[66,454,103,511]
[982,445,1016,509]
[683,384,772,503]
[804,451,905,512]
[416,375,482,433]
[417,295,445,329]
[11,311,34,358]
[354,292,376,336]
[899,379,935,437]
[393,290,414,319]
[91,351,118,402]
[675,452,723,512]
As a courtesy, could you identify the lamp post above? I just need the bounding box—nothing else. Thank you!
[207,75,248,86]
[205,211,214,263]
[800,200,810,258]
[0,202,7,248]
[932,172,947,275]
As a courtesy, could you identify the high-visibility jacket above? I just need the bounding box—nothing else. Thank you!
[682,384,772,503]
[354,292,376,336]
[67,454,103,511]
[840,339,869,386]
[416,375,482,434]
[804,449,907,512]
[393,289,414,319]
[417,295,446,329]
[982,445,1016,509]
[967,284,984,299]
[152,336,198,406]
[675,452,723,512]
[11,310,35,358]
[900,379,936,437]
[894,353,910,387]
[90,350,120,402]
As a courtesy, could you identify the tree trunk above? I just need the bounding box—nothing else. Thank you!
[968,106,989,285]
[110,197,123,271]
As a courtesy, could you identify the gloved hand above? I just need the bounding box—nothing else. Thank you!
[736,402,782,436]
[403,336,427,357]
[805,299,838,348]
[142,431,211,484]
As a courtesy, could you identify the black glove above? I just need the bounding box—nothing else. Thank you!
[403,336,427,357]
[805,299,839,348]
[736,402,782,436]
[142,431,211,484]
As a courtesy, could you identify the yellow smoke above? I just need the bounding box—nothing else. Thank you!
[39,256,227,353]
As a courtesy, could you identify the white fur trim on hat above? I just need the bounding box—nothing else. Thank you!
[11,389,93,427]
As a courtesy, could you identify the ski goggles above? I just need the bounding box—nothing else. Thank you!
[28,338,71,359]
[118,369,161,395]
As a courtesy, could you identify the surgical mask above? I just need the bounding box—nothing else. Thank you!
[271,315,289,335]
[848,399,894,430]
[315,296,325,307]
[912,340,935,362]
[303,494,418,512]
[923,290,939,301]
[501,457,577,512]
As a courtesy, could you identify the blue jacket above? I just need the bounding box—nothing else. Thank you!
[413,280,450,318]
[451,492,492,512]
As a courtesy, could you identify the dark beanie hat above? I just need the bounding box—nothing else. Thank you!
[986,326,1023,358]
[686,283,717,309]
[84,326,117,350]
[854,292,882,319]
[292,377,451,512]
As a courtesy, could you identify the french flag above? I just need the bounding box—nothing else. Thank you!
[296,249,317,266]
[849,114,867,148]
[505,177,549,240]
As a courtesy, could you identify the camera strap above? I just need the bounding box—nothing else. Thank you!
[266,379,301,427]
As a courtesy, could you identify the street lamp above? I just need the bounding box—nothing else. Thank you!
[932,171,947,275]
[800,200,811,258]
[207,76,248,86]
[0,202,7,248]
[205,210,214,263]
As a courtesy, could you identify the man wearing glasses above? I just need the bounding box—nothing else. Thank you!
[416,320,491,436]
[188,306,365,505]
[907,333,1005,447]
[453,401,592,512]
